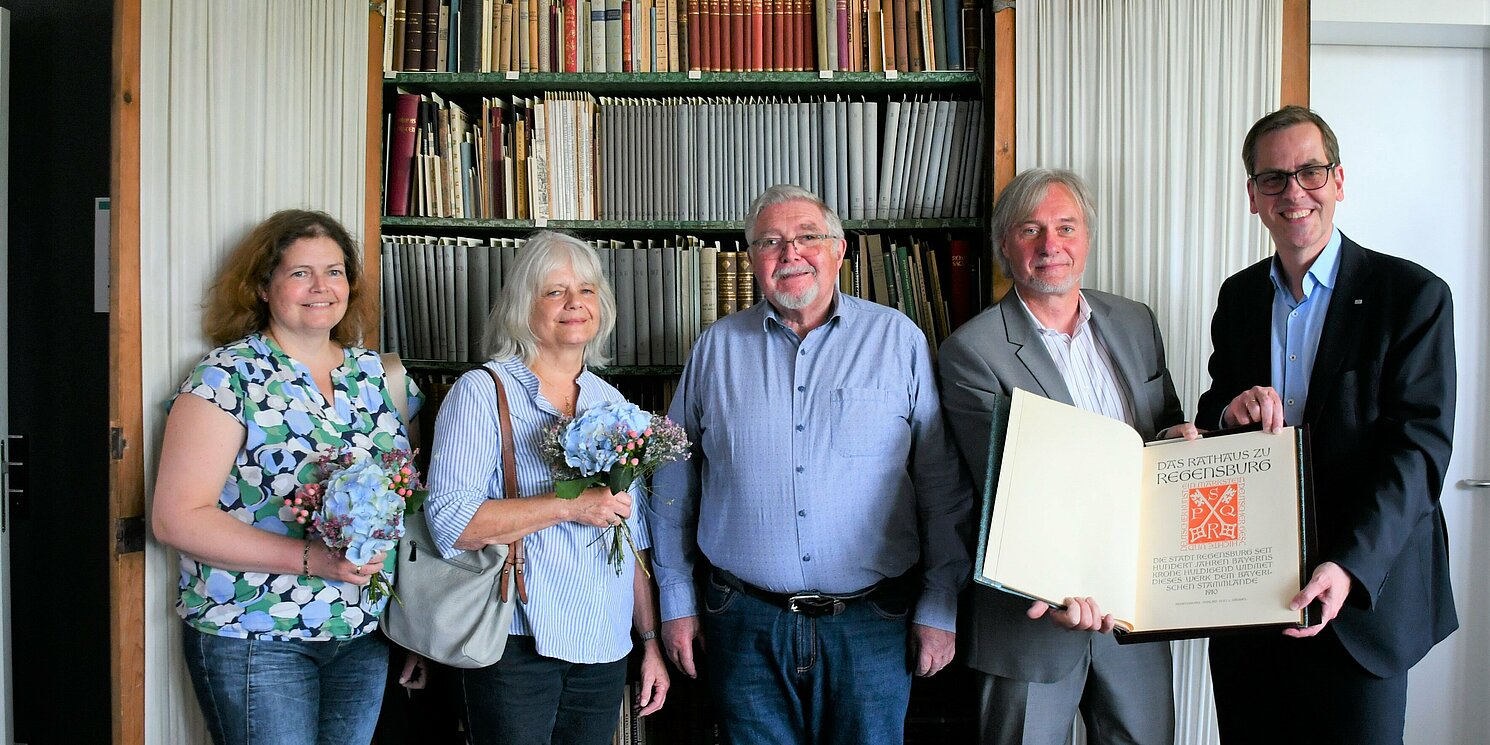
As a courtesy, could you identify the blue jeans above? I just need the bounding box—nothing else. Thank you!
[701,570,914,745]
[180,624,389,745]
[460,634,629,745]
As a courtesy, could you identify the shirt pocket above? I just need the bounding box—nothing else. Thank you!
[829,388,906,458]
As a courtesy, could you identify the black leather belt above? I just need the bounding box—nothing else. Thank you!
[713,568,880,618]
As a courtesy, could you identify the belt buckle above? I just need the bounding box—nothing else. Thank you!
[788,593,844,617]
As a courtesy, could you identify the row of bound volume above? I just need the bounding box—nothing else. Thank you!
[384,90,984,223]
[383,0,982,74]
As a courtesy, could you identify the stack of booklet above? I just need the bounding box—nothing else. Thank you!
[975,389,1317,643]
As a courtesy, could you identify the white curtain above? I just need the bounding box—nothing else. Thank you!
[1015,2,1282,743]
[139,2,368,742]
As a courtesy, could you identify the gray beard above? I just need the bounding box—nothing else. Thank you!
[770,281,820,310]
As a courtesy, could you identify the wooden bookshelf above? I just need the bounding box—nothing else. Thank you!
[366,2,1000,742]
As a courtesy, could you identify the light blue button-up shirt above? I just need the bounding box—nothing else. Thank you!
[649,294,974,631]
[424,357,650,664]
[1270,228,1342,426]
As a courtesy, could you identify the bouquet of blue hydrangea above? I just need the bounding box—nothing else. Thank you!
[540,401,690,575]
[286,449,425,604]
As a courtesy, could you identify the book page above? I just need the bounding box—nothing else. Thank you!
[1135,428,1305,632]
[980,390,1143,624]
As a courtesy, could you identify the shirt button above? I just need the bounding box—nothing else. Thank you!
[802,554,811,562]
[800,349,807,356]
[1287,399,1295,406]
[797,385,805,393]
[796,466,804,473]
[796,424,804,431]
[1289,354,1297,361]
[798,510,806,517]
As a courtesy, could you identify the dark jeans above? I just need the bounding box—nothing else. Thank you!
[460,634,629,745]
[180,624,389,745]
[701,569,915,745]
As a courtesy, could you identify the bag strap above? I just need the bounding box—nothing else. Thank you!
[480,366,529,605]
[380,353,410,425]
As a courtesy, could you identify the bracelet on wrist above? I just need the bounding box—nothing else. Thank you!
[301,540,312,578]
[637,629,658,642]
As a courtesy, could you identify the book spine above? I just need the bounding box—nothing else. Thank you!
[834,0,847,71]
[906,0,923,71]
[392,0,409,71]
[890,0,907,71]
[404,0,426,69]
[606,0,624,71]
[687,0,701,70]
[750,0,762,70]
[386,94,421,217]
[736,248,754,306]
[422,0,442,71]
[654,0,669,72]
[960,2,980,70]
[946,237,976,330]
[667,0,681,71]
[619,0,632,70]
[717,250,737,317]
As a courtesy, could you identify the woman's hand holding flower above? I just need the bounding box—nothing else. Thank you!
[305,541,387,586]
[566,486,632,528]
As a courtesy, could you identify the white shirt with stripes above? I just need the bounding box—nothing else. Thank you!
[1015,291,1136,427]
[424,357,650,665]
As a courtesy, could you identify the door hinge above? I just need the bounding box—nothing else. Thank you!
[115,515,147,554]
[4,435,27,527]
[110,427,126,460]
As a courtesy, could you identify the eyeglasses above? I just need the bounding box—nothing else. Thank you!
[748,233,835,254]
[1250,163,1337,196]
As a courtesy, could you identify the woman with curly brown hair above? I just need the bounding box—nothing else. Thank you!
[152,209,423,745]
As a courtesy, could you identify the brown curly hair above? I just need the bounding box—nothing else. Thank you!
[201,209,377,347]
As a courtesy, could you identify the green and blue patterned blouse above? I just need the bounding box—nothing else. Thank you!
[173,334,424,640]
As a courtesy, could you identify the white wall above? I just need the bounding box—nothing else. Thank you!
[1314,0,1490,25]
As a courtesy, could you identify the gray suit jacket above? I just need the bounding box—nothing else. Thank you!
[937,289,1185,682]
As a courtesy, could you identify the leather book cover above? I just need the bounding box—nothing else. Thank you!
[386,92,421,217]
[748,0,763,70]
[731,0,746,71]
[905,0,922,72]
[890,0,908,72]
[403,0,426,70]
[422,0,442,71]
[687,0,701,69]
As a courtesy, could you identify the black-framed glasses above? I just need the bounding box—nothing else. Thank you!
[748,233,835,253]
[1250,163,1337,196]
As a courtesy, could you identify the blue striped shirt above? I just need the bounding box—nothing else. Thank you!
[1017,291,1136,426]
[1270,228,1341,426]
[649,294,974,632]
[424,357,651,664]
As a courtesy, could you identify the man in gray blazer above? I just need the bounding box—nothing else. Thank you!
[938,168,1195,744]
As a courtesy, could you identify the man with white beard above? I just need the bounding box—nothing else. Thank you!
[648,184,973,743]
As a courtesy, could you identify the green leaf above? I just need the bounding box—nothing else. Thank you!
[554,477,594,500]
[403,487,429,515]
[606,466,634,495]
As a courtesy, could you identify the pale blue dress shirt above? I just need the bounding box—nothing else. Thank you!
[424,357,651,664]
[649,293,974,632]
[1270,228,1342,426]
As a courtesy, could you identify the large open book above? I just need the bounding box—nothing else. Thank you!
[975,389,1316,643]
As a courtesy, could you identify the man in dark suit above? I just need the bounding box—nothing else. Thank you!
[1197,105,1457,743]
[939,168,1196,744]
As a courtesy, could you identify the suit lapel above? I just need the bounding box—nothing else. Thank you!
[1085,293,1147,415]
[1304,235,1370,423]
[999,299,1075,405]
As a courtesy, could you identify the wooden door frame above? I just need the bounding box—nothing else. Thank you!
[109,0,144,742]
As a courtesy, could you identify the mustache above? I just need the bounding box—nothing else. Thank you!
[772,265,816,281]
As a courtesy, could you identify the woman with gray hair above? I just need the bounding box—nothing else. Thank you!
[421,231,668,743]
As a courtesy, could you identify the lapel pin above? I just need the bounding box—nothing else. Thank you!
[1354,299,1363,305]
